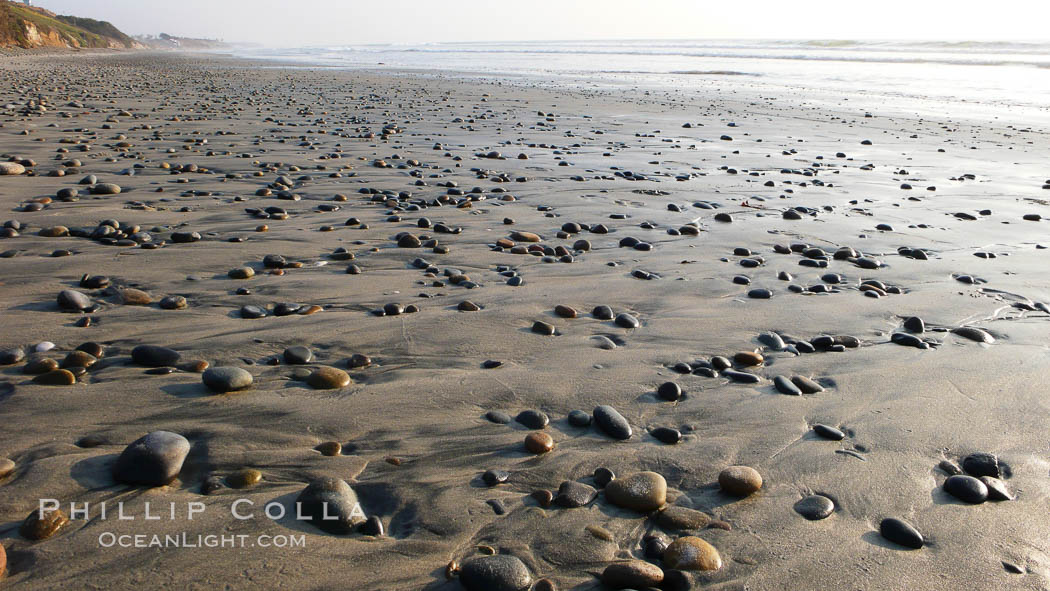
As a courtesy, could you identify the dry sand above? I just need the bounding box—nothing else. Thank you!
[0,51,1049,590]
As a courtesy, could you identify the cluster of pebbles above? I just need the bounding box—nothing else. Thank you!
[0,52,1048,591]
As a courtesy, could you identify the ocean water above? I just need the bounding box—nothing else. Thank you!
[235,39,1050,111]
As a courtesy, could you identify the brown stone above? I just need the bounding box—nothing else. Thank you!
[605,471,667,512]
[316,441,342,456]
[524,432,555,454]
[0,458,14,479]
[307,366,351,389]
[60,350,97,369]
[601,561,664,589]
[227,468,262,489]
[510,231,541,242]
[121,288,152,305]
[23,358,58,374]
[718,465,763,496]
[657,506,712,531]
[32,369,76,385]
[733,351,764,366]
[554,305,577,318]
[20,507,68,540]
[663,536,722,571]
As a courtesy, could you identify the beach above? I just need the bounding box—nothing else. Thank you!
[1,49,1049,590]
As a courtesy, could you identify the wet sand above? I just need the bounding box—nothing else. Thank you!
[1,51,1050,590]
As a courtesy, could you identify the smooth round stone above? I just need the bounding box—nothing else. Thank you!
[813,424,845,440]
[227,468,262,489]
[592,335,617,350]
[347,353,371,368]
[397,234,421,247]
[592,305,614,320]
[459,301,481,311]
[202,367,253,393]
[515,409,549,429]
[21,507,68,540]
[554,480,598,507]
[943,475,988,504]
[663,536,722,571]
[482,469,510,486]
[112,431,190,486]
[228,267,254,279]
[593,405,632,440]
[554,304,577,318]
[0,162,26,175]
[129,344,182,368]
[794,495,835,520]
[91,183,122,195]
[32,369,76,385]
[525,432,555,454]
[307,366,351,389]
[485,410,512,424]
[159,295,187,310]
[774,375,802,395]
[459,555,532,591]
[24,358,59,374]
[60,350,97,369]
[651,427,682,444]
[531,321,555,335]
[748,288,773,299]
[567,410,592,427]
[0,458,15,478]
[34,341,56,353]
[791,375,825,393]
[880,517,924,549]
[316,441,342,456]
[657,506,712,531]
[952,326,995,344]
[594,466,615,488]
[241,305,267,318]
[719,466,763,496]
[0,348,24,365]
[359,515,384,537]
[121,288,152,305]
[614,313,639,328]
[657,381,682,401]
[295,477,364,534]
[734,351,763,366]
[606,471,667,512]
[600,561,664,589]
[57,289,92,311]
[283,346,314,364]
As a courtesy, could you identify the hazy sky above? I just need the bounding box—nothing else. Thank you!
[31,0,1050,45]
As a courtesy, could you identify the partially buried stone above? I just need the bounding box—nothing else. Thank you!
[295,477,365,534]
[879,517,924,549]
[482,469,510,486]
[32,369,76,385]
[719,465,763,496]
[531,321,555,335]
[459,555,532,591]
[593,405,632,439]
[283,345,313,364]
[131,345,181,367]
[657,381,682,401]
[159,295,187,309]
[516,409,549,429]
[980,476,1014,501]
[485,410,512,424]
[359,515,384,536]
[202,367,253,393]
[24,358,58,374]
[663,536,722,571]
[962,452,1003,478]
[605,471,666,511]
[21,507,68,540]
[794,495,835,520]
[554,480,597,507]
[121,288,151,305]
[567,410,591,427]
[600,561,664,589]
[227,468,262,489]
[592,305,614,320]
[307,366,350,389]
[774,375,802,395]
[657,506,711,531]
[0,457,14,478]
[614,313,639,328]
[316,441,342,456]
[112,431,190,486]
[813,424,845,440]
